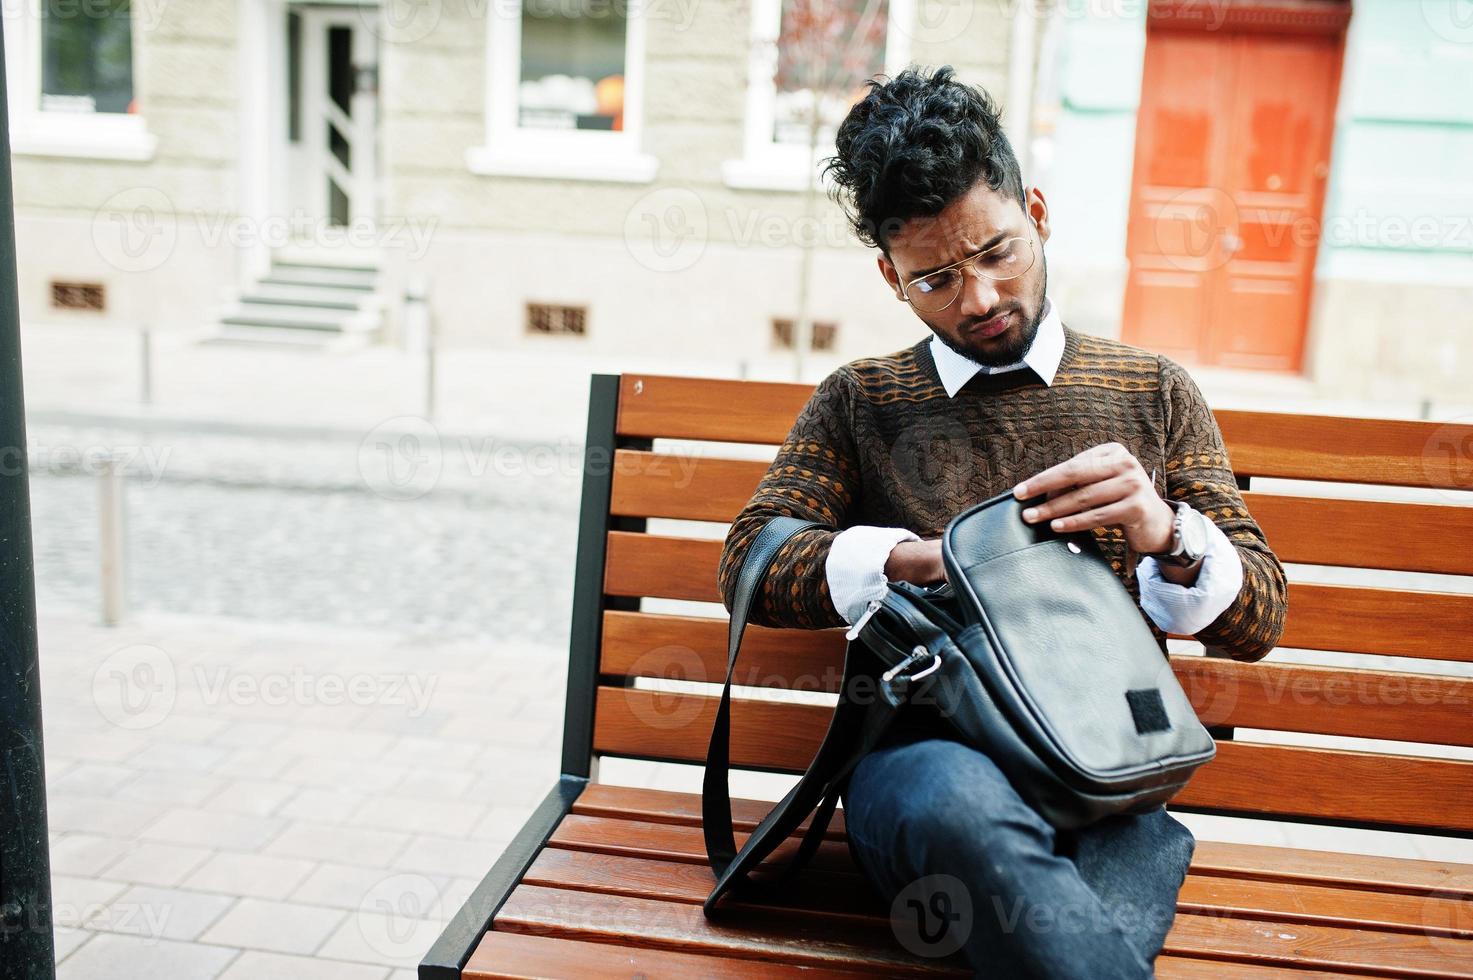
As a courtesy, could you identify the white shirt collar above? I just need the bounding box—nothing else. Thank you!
[928,295,1065,398]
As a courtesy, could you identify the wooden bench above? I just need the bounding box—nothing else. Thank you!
[422,372,1473,978]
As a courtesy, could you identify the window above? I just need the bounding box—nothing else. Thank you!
[40,0,134,113]
[518,2,625,132]
[467,0,656,182]
[771,0,887,148]
[2,0,156,160]
[725,0,913,190]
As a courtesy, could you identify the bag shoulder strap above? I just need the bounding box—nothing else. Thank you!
[702,516,820,878]
[701,519,923,915]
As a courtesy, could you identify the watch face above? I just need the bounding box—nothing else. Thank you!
[1180,507,1209,558]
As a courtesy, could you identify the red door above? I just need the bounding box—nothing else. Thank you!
[1122,2,1350,372]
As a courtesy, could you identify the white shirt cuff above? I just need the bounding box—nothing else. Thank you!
[1137,512,1244,636]
[824,525,922,625]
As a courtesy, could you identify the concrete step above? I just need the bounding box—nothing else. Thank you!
[243,284,367,310]
[203,324,372,351]
[272,245,383,269]
[224,303,352,332]
[263,264,378,290]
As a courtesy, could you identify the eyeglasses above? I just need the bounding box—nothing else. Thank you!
[899,235,1037,314]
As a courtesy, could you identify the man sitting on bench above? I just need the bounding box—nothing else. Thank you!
[717,65,1288,979]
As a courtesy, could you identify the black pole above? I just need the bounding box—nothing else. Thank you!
[0,12,56,980]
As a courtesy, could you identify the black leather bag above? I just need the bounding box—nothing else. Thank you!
[702,489,1215,915]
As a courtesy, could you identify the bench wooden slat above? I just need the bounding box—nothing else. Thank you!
[550,812,857,874]
[550,812,850,869]
[606,516,1473,610]
[493,881,1473,978]
[605,531,718,603]
[610,450,761,521]
[568,784,1473,896]
[601,610,847,693]
[609,457,1473,583]
[524,847,879,919]
[1191,841,1473,898]
[612,377,1473,493]
[1175,741,1473,834]
[599,634,1473,750]
[593,687,1473,831]
[524,837,1471,940]
[1277,584,1473,664]
[1176,874,1473,940]
[602,590,1473,702]
[466,929,887,979]
[611,451,1473,578]
[494,883,970,975]
[1155,959,1365,979]
[1162,912,1473,977]
[573,782,849,838]
[573,785,1473,900]
[1175,657,1473,748]
[617,375,814,445]
[467,929,1367,980]
[1242,493,1473,576]
[1215,410,1473,490]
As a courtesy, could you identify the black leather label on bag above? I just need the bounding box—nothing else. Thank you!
[1126,688,1171,734]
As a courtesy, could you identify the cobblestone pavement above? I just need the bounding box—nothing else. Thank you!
[28,423,582,641]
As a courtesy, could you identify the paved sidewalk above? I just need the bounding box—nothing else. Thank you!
[41,605,565,979]
[21,324,803,446]
[22,324,1473,449]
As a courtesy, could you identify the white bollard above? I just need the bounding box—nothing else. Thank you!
[99,454,126,626]
[139,327,153,406]
[404,276,436,419]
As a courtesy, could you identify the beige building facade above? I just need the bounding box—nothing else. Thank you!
[5,0,1021,369]
[7,0,1466,406]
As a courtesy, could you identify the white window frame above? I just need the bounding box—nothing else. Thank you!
[723,0,913,191]
[2,0,157,161]
[465,0,657,183]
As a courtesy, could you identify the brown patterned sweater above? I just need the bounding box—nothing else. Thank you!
[716,327,1287,663]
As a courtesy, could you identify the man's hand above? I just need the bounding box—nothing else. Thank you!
[1013,443,1177,556]
[885,538,947,585]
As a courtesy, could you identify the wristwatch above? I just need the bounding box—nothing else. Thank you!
[1148,500,1210,568]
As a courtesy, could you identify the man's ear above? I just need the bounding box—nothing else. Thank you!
[1026,186,1052,244]
[878,253,905,300]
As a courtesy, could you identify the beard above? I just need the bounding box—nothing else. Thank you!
[933,256,1048,368]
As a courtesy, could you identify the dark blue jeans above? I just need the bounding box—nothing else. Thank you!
[841,731,1195,978]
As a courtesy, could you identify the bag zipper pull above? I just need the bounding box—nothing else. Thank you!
[845,598,883,641]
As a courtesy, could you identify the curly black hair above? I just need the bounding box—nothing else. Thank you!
[821,65,1026,253]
